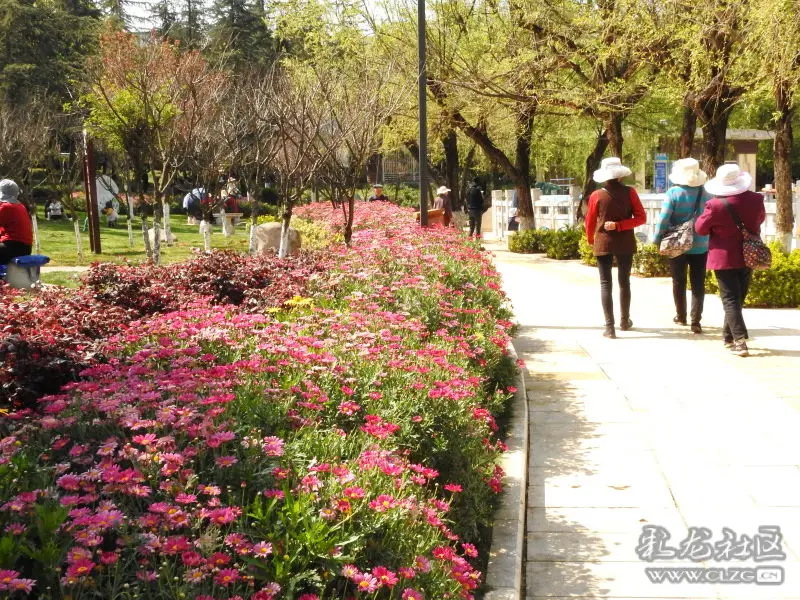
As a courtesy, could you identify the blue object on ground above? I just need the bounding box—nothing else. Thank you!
[12,255,50,267]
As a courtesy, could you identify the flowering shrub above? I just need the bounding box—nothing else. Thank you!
[0,201,515,599]
[1,251,330,410]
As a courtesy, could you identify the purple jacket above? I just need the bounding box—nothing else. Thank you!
[695,191,766,270]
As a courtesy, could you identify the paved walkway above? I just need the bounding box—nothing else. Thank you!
[487,241,800,600]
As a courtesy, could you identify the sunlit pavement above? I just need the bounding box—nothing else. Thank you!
[488,240,800,600]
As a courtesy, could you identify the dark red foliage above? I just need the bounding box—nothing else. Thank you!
[1,250,331,410]
[0,286,132,410]
[83,250,332,316]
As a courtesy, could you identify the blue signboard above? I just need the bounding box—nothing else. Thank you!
[654,153,669,193]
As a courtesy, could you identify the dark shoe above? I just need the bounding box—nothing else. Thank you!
[723,339,734,349]
[603,326,616,339]
[691,323,703,334]
[673,316,687,326]
[731,340,749,357]
[619,318,633,331]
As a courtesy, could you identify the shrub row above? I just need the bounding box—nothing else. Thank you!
[508,227,582,259]
[0,202,516,600]
[705,241,800,308]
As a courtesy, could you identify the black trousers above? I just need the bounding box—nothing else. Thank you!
[468,210,482,236]
[715,268,752,342]
[597,254,633,326]
[669,252,707,324]
[0,241,31,265]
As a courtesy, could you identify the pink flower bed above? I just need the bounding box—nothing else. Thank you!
[0,203,515,599]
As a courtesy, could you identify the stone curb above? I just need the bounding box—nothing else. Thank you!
[484,342,529,600]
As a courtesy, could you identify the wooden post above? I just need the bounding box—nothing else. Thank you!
[82,131,102,254]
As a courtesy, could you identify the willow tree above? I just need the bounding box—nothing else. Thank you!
[428,0,568,229]
[751,0,800,250]
[657,0,757,172]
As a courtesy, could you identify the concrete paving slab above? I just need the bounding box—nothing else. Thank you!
[489,242,800,600]
[527,506,686,534]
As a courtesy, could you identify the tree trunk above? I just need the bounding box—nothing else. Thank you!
[774,86,795,251]
[442,130,461,211]
[141,217,153,262]
[679,104,697,158]
[123,174,134,248]
[31,212,41,255]
[516,185,535,230]
[515,106,536,228]
[699,112,730,177]
[344,193,355,246]
[605,114,624,158]
[458,143,477,212]
[249,192,259,255]
[152,191,162,265]
[278,201,293,258]
[74,219,84,262]
[579,128,610,219]
[163,199,173,246]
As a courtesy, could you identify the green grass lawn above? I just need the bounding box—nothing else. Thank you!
[34,209,251,266]
[40,271,82,288]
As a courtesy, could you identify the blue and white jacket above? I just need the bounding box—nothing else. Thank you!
[651,184,710,255]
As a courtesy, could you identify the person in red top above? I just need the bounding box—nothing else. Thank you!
[0,179,32,266]
[695,164,765,357]
[585,157,647,338]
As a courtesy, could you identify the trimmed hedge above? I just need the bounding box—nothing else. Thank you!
[508,227,582,260]
[508,229,549,253]
[633,243,671,277]
[705,241,800,307]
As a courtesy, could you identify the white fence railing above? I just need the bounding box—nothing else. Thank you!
[491,188,800,250]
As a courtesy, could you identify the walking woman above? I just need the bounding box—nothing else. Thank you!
[652,158,710,334]
[695,164,765,357]
[585,157,647,338]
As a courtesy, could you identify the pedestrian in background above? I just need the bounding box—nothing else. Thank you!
[367,184,389,202]
[433,185,453,226]
[465,178,485,238]
[585,157,646,338]
[652,158,710,334]
[695,164,765,357]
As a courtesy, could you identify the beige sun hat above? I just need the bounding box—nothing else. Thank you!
[669,158,707,187]
[593,157,632,183]
[436,186,451,195]
[704,163,752,197]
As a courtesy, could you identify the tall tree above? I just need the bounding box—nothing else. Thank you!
[0,0,98,103]
[207,0,276,71]
[526,0,664,207]
[662,0,754,174]
[751,0,800,250]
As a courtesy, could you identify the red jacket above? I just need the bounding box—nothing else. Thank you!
[695,191,766,270]
[0,201,32,245]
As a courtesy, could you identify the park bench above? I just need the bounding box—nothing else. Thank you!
[0,255,51,289]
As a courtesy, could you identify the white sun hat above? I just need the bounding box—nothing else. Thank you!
[704,163,753,197]
[669,158,707,187]
[436,185,451,195]
[593,157,632,183]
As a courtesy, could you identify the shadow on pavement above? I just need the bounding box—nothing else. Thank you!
[516,326,612,598]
